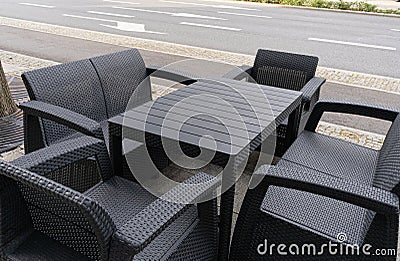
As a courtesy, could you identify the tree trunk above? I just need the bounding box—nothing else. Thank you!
[0,60,18,118]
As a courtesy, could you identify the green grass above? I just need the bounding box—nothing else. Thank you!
[238,0,400,15]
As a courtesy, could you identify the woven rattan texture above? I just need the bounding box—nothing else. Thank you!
[90,49,151,119]
[373,115,400,194]
[22,59,107,146]
[7,231,88,260]
[252,49,318,83]
[281,131,379,181]
[231,100,400,260]
[85,176,156,227]
[256,66,307,91]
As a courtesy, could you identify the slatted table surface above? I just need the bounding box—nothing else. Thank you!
[110,78,302,157]
[108,77,303,260]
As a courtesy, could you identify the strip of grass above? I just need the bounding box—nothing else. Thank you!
[238,0,400,15]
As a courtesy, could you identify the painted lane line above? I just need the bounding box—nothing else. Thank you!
[390,29,400,32]
[173,13,226,20]
[63,14,116,23]
[103,0,140,4]
[112,6,170,15]
[308,38,396,51]
[112,6,226,20]
[218,11,271,18]
[62,14,166,34]
[87,11,135,18]
[160,0,261,11]
[19,3,55,8]
[180,22,241,31]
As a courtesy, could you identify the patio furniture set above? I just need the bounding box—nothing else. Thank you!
[0,48,398,260]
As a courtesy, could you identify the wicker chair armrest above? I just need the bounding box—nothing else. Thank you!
[19,100,103,139]
[0,159,115,247]
[12,135,112,180]
[146,66,197,85]
[222,65,253,80]
[300,77,325,108]
[255,165,399,215]
[110,172,220,258]
[305,100,400,131]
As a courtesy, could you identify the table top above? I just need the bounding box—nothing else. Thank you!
[109,78,302,156]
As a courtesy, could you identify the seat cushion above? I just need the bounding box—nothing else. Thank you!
[261,163,376,246]
[84,176,156,227]
[280,131,379,183]
[261,183,374,245]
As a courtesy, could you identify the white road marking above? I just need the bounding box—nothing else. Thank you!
[218,11,271,18]
[62,14,166,34]
[160,0,261,11]
[19,3,55,8]
[308,38,396,51]
[87,11,135,18]
[390,29,400,32]
[100,23,165,34]
[103,0,140,4]
[180,22,241,31]
[63,14,116,23]
[112,6,170,15]
[112,6,226,20]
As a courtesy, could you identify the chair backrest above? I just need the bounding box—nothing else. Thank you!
[22,60,108,145]
[252,49,319,87]
[373,115,400,196]
[0,158,115,260]
[256,66,307,91]
[90,49,152,118]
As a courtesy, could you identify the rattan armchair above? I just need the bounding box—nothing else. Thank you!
[226,49,326,156]
[230,100,400,260]
[0,136,219,260]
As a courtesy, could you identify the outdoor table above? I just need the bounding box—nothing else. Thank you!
[108,77,303,260]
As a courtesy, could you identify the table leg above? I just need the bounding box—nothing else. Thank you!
[218,160,236,261]
[285,105,301,148]
[109,125,122,175]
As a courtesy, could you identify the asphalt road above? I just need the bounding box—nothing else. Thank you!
[0,0,399,77]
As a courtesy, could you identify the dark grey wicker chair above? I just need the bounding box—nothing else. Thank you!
[19,49,195,160]
[226,49,326,156]
[0,135,219,260]
[230,100,400,260]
